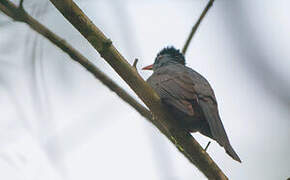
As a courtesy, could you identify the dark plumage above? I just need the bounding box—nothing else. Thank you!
[143,46,241,162]
[155,46,185,65]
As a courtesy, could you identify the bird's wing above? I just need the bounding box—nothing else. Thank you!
[147,71,197,116]
[148,67,241,162]
[185,69,227,141]
[186,69,242,162]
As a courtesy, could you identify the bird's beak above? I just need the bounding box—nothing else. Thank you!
[142,64,153,70]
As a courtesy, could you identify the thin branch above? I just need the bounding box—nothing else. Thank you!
[0,0,151,121]
[205,141,211,151]
[19,0,24,9]
[182,0,214,55]
[0,0,228,179]
[132,58,138,70]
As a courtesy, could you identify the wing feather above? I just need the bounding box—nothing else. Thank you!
[147,72,196,116]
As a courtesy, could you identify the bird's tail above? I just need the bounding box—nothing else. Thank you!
[225,143,241,163]
[199,98,242,163]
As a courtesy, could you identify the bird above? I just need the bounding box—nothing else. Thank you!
[142,46,241,162]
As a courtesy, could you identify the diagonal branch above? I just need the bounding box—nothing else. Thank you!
[0,0,228,179]
[0,0,151,120]
[182,0,215,55]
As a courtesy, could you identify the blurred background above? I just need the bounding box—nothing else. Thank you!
[0,0,289,179]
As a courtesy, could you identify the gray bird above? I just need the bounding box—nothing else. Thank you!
[142,47,241,162]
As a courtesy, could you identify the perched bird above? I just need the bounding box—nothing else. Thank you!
[142,47,241,162]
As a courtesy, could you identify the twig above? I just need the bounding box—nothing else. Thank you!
[132,58,138,70]
[47,0,228,179]
[19,0,24,9]
[182,0,215,55]
[204,141,211,151]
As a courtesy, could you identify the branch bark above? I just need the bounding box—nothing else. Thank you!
[0,0,228,179]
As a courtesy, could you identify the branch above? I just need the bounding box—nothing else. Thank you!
[0,0,151,120]
[0,0,228,179]
[182,0,214,55]
[19,0,24,9]
[132,58,138,70]
[205,141,211,151]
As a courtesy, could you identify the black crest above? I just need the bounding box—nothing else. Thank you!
[155,46,185,65]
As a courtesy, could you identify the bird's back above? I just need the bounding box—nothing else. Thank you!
[147,64,212,130]
[147,64,217,103]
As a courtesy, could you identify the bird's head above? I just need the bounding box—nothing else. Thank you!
[142,46,185,71]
